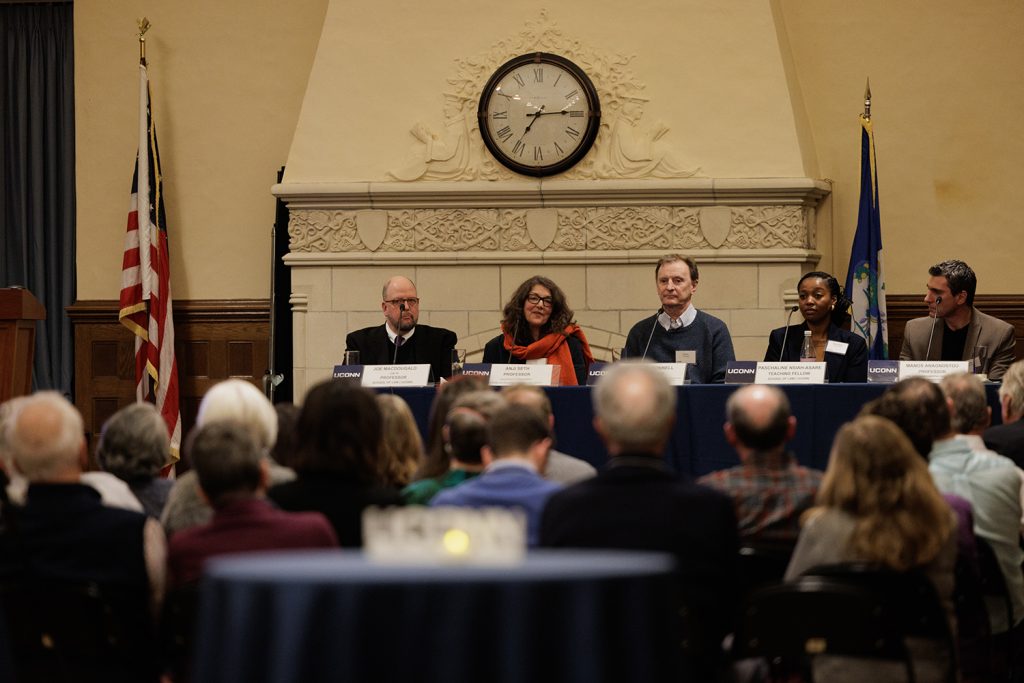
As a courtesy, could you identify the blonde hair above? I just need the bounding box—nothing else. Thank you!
[376,394,423,487]
[814,415,953,571]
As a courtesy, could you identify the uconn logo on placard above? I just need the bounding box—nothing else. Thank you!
[867,361,900,384]
[724,361,758,384]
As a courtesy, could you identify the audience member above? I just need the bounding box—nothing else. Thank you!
[167,421,337,587]
[900,259,1015,379]
[623,254,735,383]
[269,402,300,470]
[403,390,506,505]
[431,404,562,545]
[376,393,424,488]
[0,392,165,612]
[763,271,867,382]
[943,371,1024,530]
[540,361,738,677]
[984,359,1024,467]
[863,377,1024,637]
[415,375,490,483]
[501,384,596,484]
[785,415,957,682]
[96,402,173,518]
[345,275,458,382]
[699,384,822,543]
[268,379,401,545]
[482,275,594,385]
[160,379,295,536]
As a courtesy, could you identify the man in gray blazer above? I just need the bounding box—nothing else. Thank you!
[900,259,1016,380]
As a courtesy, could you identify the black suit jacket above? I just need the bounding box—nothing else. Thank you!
[540,454,739,673]
[345,324,457,382]
[983,419,1024,469]
[763,322,868,383]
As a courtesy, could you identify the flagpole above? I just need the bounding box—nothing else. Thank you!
[138,17,150,66]
[863,78,871,120]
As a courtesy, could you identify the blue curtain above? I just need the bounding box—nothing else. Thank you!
[0,2,76,397]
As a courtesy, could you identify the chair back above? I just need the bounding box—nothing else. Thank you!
[0,577,159,683]
[737,540,794,596]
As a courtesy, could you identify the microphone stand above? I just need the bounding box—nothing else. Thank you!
[393,303,406,365]
[778,306,799,361]
[925,296,942,360]
[641,308,664,360]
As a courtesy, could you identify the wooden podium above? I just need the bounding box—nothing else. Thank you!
[0,288,46,403]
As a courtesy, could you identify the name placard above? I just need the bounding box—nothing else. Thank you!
[755,362,827,385]
[586,362,609,386]
[360,364,432,387]
[487,363,559,386]
[724,361,758,384]
[898,360,970,383]
[333,365,364,380]
[867,360,900,384]
[650,363,688,386]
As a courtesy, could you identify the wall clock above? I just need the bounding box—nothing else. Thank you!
[478,52,601,177]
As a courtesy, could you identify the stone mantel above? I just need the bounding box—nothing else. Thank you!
[272,177,830,210]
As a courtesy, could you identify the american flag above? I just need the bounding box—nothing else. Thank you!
[119,60,181,462]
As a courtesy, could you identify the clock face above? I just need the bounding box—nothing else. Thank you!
[478,53,601,177]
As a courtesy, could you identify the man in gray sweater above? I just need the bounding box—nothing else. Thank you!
[623,254,735,383]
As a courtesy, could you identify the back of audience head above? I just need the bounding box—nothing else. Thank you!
[376,394,423,487]
[725,384,794,454]
[196,379,278,453]
[444,391,507,466]
[417,375,490,480]
[96,402,169,483]
[502,384,553,421]
[593,361,675,454]
[485,404,551,464]
[191,421,264,509]
[269,403,300,469]
[4,392,85,483]
[859,376,950,457]
[939,372,990,434]
[816,415,952,571]
[998,359,1024,423]
[293,379,383,485]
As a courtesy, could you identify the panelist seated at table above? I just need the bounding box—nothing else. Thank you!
[763,271,867,383]
[899,259,1016,381]
[482,275,594,386]
[623,254,735,383]
[345,275,457,382]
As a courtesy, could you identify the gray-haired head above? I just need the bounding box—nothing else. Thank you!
[96,402,170,482]
[5,392,85,482]
[196,379,277,452]
[593,361,675,454]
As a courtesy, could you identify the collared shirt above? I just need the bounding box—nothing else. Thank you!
[698,451,822,543]
[657,305,697,331]
[485,458,540,475]
[929,436,1024,631]
[385,325,416,345]
[957,433,1024,532]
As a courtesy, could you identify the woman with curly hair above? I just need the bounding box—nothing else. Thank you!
[764,270,867,382]
[482,275,594,386]
[785,415,957,680]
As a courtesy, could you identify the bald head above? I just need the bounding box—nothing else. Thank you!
[382,276,417,301]
[381,276,419,334]
[593,362,675,454]
[725,384,793,453]
[4,392,85,482]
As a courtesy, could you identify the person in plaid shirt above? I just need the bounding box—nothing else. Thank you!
[698,384,822,543]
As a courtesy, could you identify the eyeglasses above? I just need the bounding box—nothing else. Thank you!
[384,297,420,307]
[526,294,553,307]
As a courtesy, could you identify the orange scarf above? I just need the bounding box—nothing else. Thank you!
[502,323,595,386]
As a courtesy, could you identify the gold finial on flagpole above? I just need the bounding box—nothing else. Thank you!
[863,78,872,119]
[138,17,151,65]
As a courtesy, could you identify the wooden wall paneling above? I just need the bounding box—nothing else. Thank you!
[68,300,270,458]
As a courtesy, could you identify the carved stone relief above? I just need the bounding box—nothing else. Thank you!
[288,205,814,253]
[387,11,698,182]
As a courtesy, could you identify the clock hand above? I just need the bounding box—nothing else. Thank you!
[523,105,545,135]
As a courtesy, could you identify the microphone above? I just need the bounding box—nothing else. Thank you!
[778,305,799,361]
[393,303,406,365]
[640,308,664,360]
[925,295,942,360]
[507,321,519,363]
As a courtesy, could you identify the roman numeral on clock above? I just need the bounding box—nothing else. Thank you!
[496,126,513,142]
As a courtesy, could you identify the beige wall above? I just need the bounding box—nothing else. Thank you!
[75,0,328,299]
[76,1,1024,300]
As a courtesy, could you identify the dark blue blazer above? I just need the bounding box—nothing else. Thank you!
[345,323,457,382]
[764,322,868,383]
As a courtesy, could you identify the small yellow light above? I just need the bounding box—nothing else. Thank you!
[442,528,471,556]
